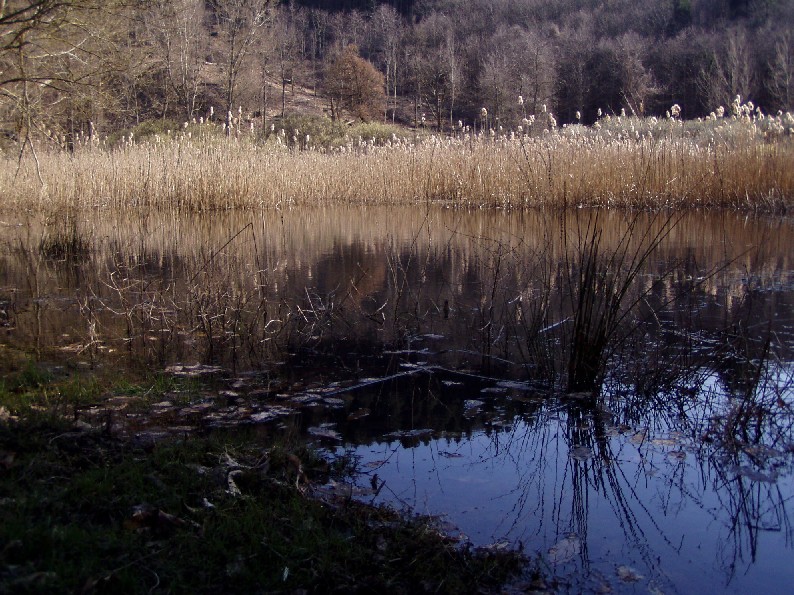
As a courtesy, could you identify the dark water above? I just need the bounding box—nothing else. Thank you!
[1,207,793,593]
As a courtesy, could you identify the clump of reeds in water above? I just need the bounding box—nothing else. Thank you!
[1,98,792,213]
[559,211,681,394]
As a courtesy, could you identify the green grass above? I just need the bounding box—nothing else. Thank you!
[0,358,530,593]
[0,420,526,593]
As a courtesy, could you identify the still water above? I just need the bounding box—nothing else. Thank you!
[1,207,793,593]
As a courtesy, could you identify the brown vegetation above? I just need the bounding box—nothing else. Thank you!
[1,105,792,213]
[325,44,385,121]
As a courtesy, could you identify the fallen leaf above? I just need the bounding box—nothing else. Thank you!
[497,380,532,391]
[308,426,341,440]
[651,438,679,447]
[616,565,644,582]
[630,429,648,445]
[227,469,243,496]
[347,408,370,421]
[569,445,593,462]
[548,534,580,565]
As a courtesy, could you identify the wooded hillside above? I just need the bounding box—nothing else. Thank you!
[1,0,791,145]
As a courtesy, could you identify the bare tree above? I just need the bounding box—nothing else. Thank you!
[410,12,460,131]
[0,0,132,156]
[210,0,271,131]
[270,7,298,118]
[768,29,793,111]
[370,4,404,123]
[479,26,555,127]
[699,28,757,110]
[147,0,209,121]
[615,33,657,116]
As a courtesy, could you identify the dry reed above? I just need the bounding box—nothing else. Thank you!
[1,107,792,213]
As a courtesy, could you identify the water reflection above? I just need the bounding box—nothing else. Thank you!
[1,207,793,592]
[329,367,793,594]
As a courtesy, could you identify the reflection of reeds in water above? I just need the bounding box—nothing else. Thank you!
[2,209,791,397]
[38,215,91,262]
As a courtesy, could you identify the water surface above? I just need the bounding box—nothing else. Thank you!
[1,207,792,593]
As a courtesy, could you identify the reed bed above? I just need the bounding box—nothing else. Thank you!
[2,105,792,213]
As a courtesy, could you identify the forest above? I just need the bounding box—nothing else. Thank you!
[1,0,793,146]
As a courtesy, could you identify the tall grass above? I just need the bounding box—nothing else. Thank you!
[1,107,792,213]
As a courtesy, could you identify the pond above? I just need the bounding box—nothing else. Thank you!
[1,207,793,593]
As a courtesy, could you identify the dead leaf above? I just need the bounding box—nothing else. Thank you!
[307,425,341,440]
[548,534,580,565]
[124,505,195,533]
[227,469,243,496]
[570,446,593,462]
[616,565,644,582]
[347,408,370,421]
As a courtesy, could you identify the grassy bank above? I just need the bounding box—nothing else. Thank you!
[0,354,530,594]
[2,105,792,213]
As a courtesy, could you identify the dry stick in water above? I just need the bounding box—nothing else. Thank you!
[190,222,254,284]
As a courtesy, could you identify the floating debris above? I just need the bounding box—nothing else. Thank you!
[481,387,507,395]
[652,438,680,447]
[630,429,648,445]
[179,403,214,415]
[481,540,511,552]
[548,534,581,565]
[616,565,644,582]
[322,397,345,407]
[308,425,342,441]
[668,450,687,461]
[496,380,532,391]
[288,394,321,405]
[386,348,432,355]
[165,364,224,378]
[464,399,485,410]
[384,428,434,441]
[735,465,777,483]
[570,445,593,462]
[347,408,370,421]
[250,407,293,423]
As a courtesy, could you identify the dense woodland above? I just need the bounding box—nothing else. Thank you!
[1,0,793,145]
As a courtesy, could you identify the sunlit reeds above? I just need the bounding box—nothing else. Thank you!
[1,102,792,213]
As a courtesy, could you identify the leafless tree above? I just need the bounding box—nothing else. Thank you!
[699,27,757,110]
[768,29,793,111]
[370,4,404,123]
[210,0,271,131]
[148,0,209,121]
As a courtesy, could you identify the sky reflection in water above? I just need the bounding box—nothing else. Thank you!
[333,371,793,594]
